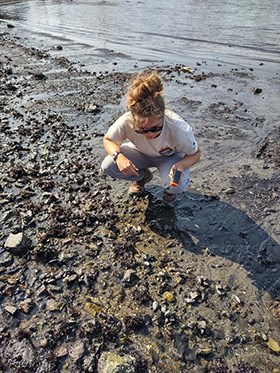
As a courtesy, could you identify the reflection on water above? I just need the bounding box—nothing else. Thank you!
[0,0,279,68]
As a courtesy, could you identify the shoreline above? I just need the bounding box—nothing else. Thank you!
[1,26,280,373]
[1,18,280,79]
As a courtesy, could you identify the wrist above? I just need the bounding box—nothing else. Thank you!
[112,150,121,162]
[173,163,183,172]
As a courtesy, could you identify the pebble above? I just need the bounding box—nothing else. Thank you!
[0,251,14,267]
[4,305,18,315]
[4,232,32,256]
[122,269,139,286]
[98,351,135,373]
[152,301,159,311]
[20,299,34,314]
[69,340,85,361]
[163,291,175,303]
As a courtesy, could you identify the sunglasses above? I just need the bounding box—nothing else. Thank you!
[134,122,163,134]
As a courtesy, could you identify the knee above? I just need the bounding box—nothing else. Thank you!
[101,155,114,175]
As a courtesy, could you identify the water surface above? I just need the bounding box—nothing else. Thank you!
[0,0,279,72]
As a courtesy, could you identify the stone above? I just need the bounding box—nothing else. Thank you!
[4,305,18,315]
[152,301,159,311]
[54,344,68,357]
[45,298,60,311]
[69,340,85,362]
[122,269,139,287]
[4,232,32,256]
[253,87,262,94]
[82,103,100,113]
[98,351,136,373]
[20,299,35,314]
[163,291,175,303]
[0,251,14,267]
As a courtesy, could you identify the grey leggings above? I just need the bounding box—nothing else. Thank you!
[101,142,190,195]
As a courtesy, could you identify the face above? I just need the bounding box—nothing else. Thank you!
[134,116,163,139]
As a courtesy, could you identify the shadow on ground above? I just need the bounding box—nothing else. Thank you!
[145,186,280,299]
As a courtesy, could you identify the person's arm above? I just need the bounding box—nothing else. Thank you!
[103,133,121,157]
[172,148,201,172]
[103,133,139,176]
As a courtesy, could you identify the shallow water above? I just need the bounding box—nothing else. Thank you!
[0,0,279,72]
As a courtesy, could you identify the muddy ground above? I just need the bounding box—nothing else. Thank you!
[0,24,280,373]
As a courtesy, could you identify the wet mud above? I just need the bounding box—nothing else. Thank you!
[0,26,280,373]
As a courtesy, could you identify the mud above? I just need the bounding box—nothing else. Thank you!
[0,25,280,373]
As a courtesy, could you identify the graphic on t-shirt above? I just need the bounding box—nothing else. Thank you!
[159,146,175,156]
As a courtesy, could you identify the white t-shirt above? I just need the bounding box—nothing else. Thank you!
[107,109,198,157]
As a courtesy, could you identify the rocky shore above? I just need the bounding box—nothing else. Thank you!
[0,25,280,373]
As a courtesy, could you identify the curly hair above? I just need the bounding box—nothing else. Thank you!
[126,71,165,125]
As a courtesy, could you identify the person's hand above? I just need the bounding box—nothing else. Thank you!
[169,162,183,179]
[116,154,139,176]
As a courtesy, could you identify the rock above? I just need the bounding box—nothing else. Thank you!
[34,73,47,80]
[20,299,35,314]
[163,291,175,303]
[0,251,14,267]
[6,83,18,91]
[81,103,100,113]
[185,291,200,304]
[69,340,85,362]
[197,320,207,334]
[36,284,48,297]
[4,305,18,315]
[39,338,48,348]
[20,317,38,334]
[197,346,213,355]
[54,344,68,357]
[45,298,61,311]
[4,232,32,256]
[122,269,139,287]
[98,351,136,373]
[253,87,262,94]
[152,301,159,311]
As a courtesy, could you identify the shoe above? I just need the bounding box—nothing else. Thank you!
[128,169,153,197]
[162,191,177,208]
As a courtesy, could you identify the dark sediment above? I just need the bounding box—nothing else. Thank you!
[0,29,280,373]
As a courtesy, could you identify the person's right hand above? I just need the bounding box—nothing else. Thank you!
[116,154,139,176]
